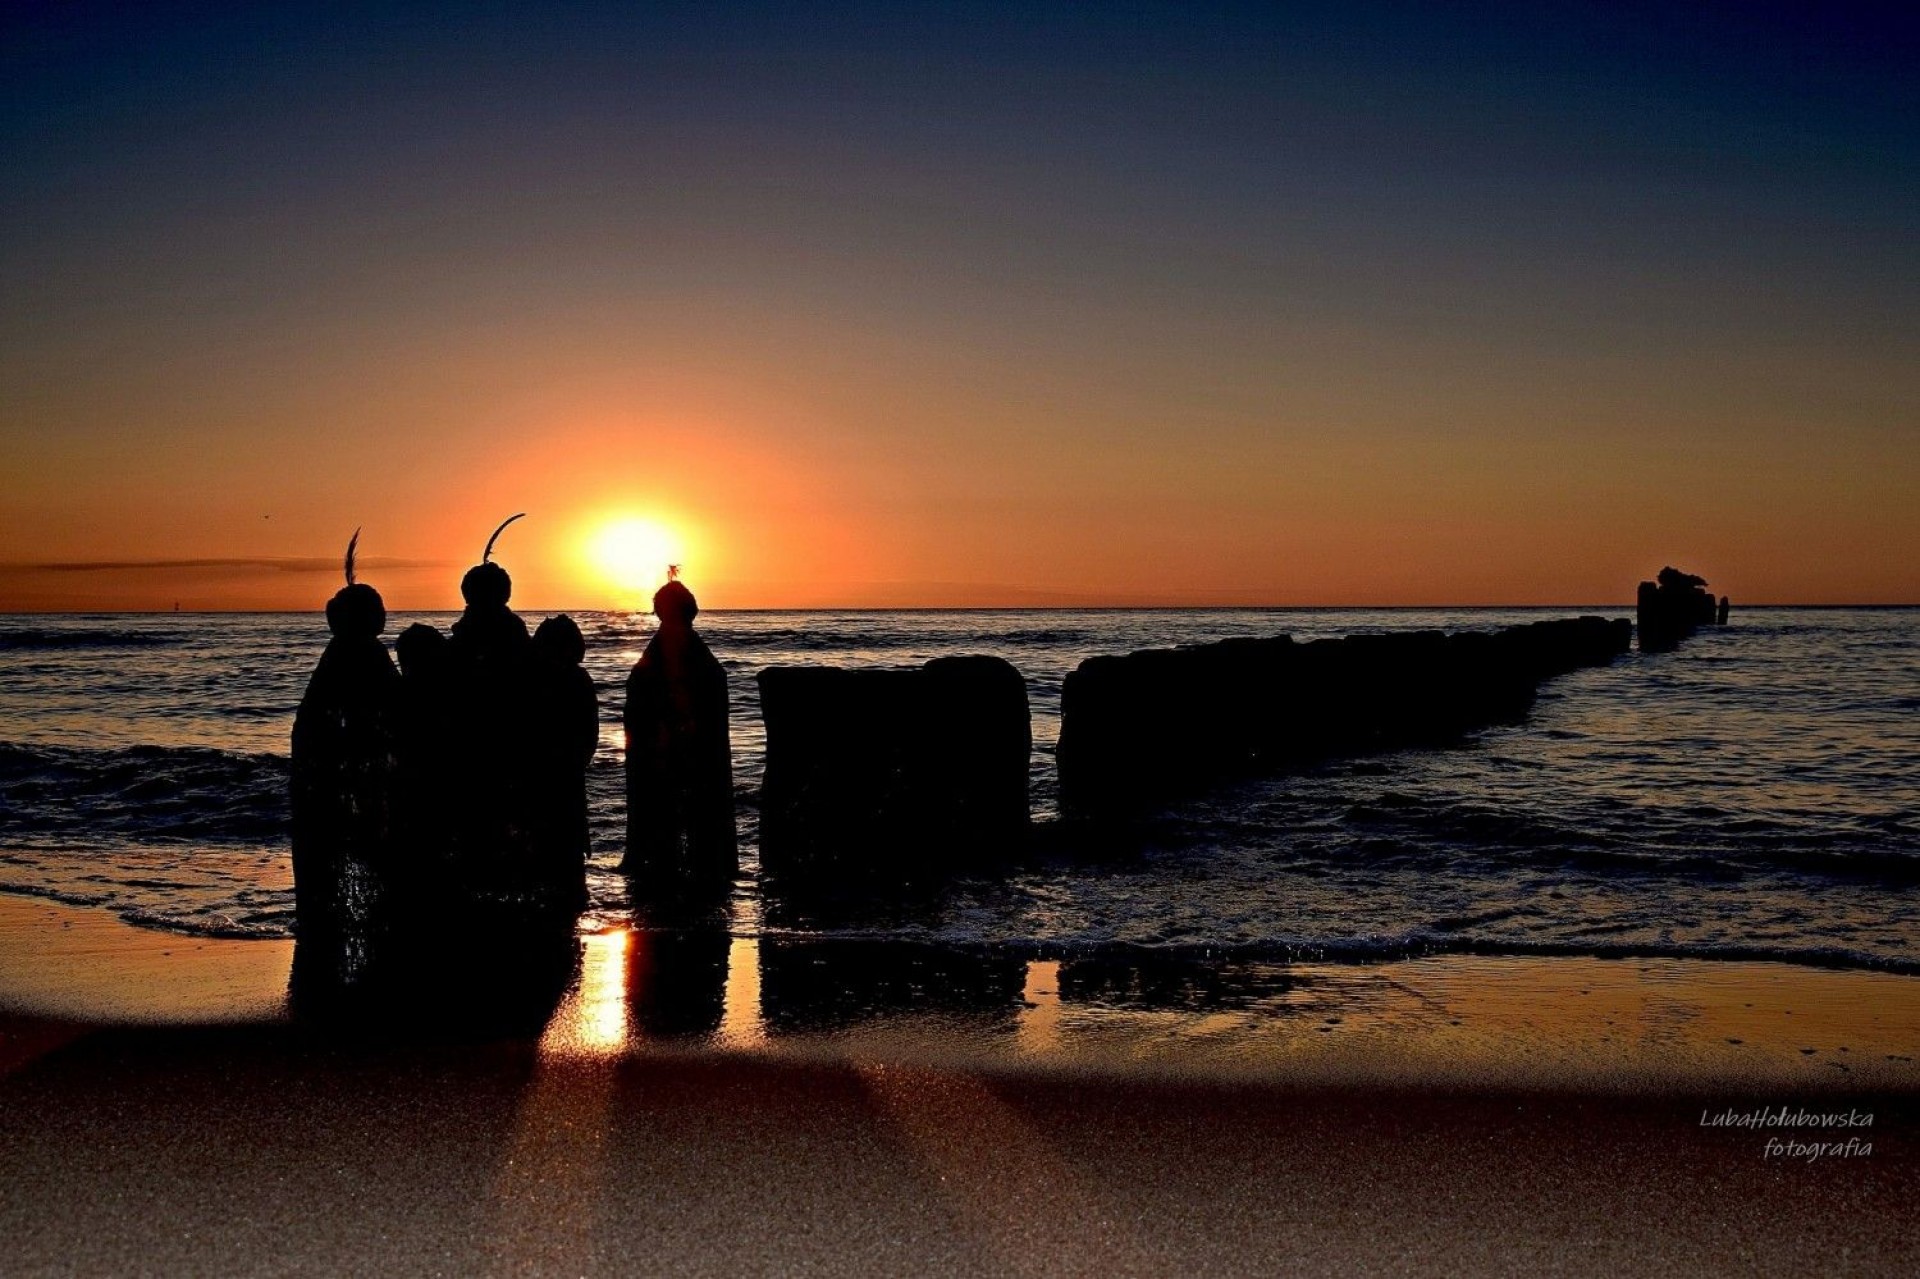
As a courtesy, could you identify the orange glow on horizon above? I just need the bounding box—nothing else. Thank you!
[0,390,1912,611]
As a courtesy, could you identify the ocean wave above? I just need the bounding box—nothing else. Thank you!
[0,742,289,842]
[6,857,1917,975]
[748,930,1920,978]
[1328,795,1920,883]
[696,625,1098,652]
[0,877,295,940]
[701,628,935,652]
[0,628,183,651]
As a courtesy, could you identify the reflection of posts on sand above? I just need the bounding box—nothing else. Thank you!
[757,939,1025,1034]
[290,910,579,1037]
[289,536,399,982]
[625,925,731,1039]
[623,578,738,888]
[1055,954,1304,1013]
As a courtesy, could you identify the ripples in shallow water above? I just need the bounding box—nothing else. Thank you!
[0,608,1914,968]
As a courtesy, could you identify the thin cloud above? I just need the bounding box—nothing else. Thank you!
[9,558,455,574]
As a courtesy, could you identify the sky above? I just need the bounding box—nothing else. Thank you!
[2,1,1914,609]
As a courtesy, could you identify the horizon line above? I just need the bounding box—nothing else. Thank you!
[3,603,1915,617]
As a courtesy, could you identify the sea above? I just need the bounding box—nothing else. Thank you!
[1,608,1916,974]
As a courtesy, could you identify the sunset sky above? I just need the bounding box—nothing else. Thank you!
[3,1,1914,610]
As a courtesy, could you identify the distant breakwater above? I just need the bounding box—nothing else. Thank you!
[1636,565,1727,652]
[1057,616,1632,815]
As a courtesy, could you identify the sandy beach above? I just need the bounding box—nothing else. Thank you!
[2,894,1915,1275]
[2,1013,1913,1276]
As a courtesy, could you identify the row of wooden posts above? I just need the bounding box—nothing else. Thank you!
[759,613,1639,881]
[297,534,1714,927]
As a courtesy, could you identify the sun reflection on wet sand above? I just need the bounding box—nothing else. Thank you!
[492,929,626,1272]
[539,927,631,1058]
[1015,960,1062,1057]
[533,926,769,1059]
[719,937,767,1050]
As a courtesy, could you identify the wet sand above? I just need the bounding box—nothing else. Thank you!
[0,895,291,1024]
[2,895,1916,1274]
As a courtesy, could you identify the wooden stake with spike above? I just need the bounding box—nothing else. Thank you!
[484,513,526,563]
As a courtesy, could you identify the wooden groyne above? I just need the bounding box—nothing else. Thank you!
[1055,616,1631,816]
[756,612,1647,865]
[757,655,1030,880]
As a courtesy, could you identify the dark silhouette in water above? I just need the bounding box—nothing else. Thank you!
[530,613,598,910]
[392,621,455,906]
[756,655,1030,884]
[290,531,399,963]
[1718,594,1731,626]
[1637,565,1720,651]
[1055,616,1631,816]
[623,576,737,887]
[440,514,552,905]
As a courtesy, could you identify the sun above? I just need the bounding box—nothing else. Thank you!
[584,515,686,605]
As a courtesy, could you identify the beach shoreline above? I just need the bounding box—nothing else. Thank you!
[4,890,1917,1092]
[4,898,1918,1273]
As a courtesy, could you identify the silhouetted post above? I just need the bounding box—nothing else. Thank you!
[290,532,399,950]
[919,655,1032,850]
[531,613,598,910]
[392,621,454,909]
[449,514,532,666]
[623,577,737,886]
[444,514,543,904]
[756,655,1029,880]
[1718,595,1730,625]
[1636,580,1670,651]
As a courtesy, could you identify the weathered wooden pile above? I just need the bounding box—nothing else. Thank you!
[757,655,1031,880]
